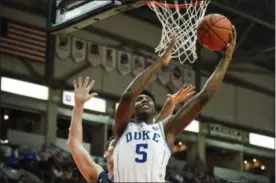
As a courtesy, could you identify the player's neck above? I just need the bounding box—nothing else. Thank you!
[133,115,154,124]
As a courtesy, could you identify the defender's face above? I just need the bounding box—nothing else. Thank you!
[134,94,155,117]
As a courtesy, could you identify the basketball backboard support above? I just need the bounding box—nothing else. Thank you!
[48,0,143,34]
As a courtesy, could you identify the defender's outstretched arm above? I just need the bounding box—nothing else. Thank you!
[67,77,102,182]
[163,27,237,137]
[155,85,195,122]
[115,39,175,137]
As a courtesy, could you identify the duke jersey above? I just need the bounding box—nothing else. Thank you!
[113,122,171,182]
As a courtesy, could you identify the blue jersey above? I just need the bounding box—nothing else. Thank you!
[97,171,113,183]
[113,122,171,182]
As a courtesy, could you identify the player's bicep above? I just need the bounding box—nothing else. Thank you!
[115,93,136,136]
[69,143,103,182]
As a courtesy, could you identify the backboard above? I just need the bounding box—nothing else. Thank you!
[48,0,142,34]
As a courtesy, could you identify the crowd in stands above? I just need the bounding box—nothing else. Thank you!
[0,142,273,183]
[0,143,86,183]
[165,156,227,183]
[0,142,224,183]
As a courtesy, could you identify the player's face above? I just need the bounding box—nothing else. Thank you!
[134,94,155,117]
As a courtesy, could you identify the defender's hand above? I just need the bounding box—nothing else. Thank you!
[167,85,195,105]
[160,36,176,66]
[224,26,237,59]
[73,77,98,106]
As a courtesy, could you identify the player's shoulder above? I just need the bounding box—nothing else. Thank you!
[97,171,113,183]
[152,121,166,134]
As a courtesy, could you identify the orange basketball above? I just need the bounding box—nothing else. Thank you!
[197,14,233,51]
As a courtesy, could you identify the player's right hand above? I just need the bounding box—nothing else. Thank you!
[73,76,98,106]
[224,25,237,58]
[160,36,176,66]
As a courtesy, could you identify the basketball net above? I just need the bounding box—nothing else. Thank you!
[147,0,210,64]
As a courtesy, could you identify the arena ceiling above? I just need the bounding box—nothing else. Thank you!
[2,0,274,70]
[125,0,275,72]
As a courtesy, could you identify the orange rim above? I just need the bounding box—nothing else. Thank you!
[145,0,208,8]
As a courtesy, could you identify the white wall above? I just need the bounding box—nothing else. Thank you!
[228,63,274,91]
[7,129,91,153]
[200,76,274,132]
[236,87,274,132]
[8,129,45,148]
[1,54,45,76]
[0,5,46,28]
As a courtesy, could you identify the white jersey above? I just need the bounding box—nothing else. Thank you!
[113,122,171,182]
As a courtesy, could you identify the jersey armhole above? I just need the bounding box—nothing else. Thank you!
[157,122,172,154]
[157,122,166,139]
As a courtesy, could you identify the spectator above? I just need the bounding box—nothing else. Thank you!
[24,149,38,162]
[3,146,12,162]
[39,144,51,162]
[1,143,232,183]
[52,165,63,180]
[14,148,19,158]
[6,154,19,169]
[63,167,73,180]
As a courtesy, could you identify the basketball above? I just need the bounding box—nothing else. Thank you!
[197,14,233,51]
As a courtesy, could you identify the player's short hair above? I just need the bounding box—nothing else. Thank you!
[140,90,156,105]
[104,136,114,151]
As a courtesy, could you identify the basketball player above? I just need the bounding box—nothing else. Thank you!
[67,75,195,182]
[114,27,237,182]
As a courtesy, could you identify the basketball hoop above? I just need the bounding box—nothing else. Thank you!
[146,0,210,64]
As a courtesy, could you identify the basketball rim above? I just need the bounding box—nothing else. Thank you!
[144,0,209,9]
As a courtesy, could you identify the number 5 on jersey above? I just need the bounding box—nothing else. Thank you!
[135,143,148,163]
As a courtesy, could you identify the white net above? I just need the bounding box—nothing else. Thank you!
[148,0,210,64]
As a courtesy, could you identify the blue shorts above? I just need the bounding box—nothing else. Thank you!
[97,171,113,183]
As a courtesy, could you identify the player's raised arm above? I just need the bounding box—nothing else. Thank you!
[155,85,195,122]
[163,26,237,138]
[67,77,103,182]
[115,38,175,137]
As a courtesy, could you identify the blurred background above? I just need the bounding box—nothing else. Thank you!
[0,0,275,182]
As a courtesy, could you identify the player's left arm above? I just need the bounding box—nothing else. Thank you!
[163,26,237,138]
[67,77,102,182]
[155,85,195,122]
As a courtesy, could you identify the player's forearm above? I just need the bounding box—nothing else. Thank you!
[165,54,234,136]
[155,99,175,122]
[123,59,165,97]
[67,104,102,183]
[174,55,233,125]
[68,104,84,145]
[201,53,233,96]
